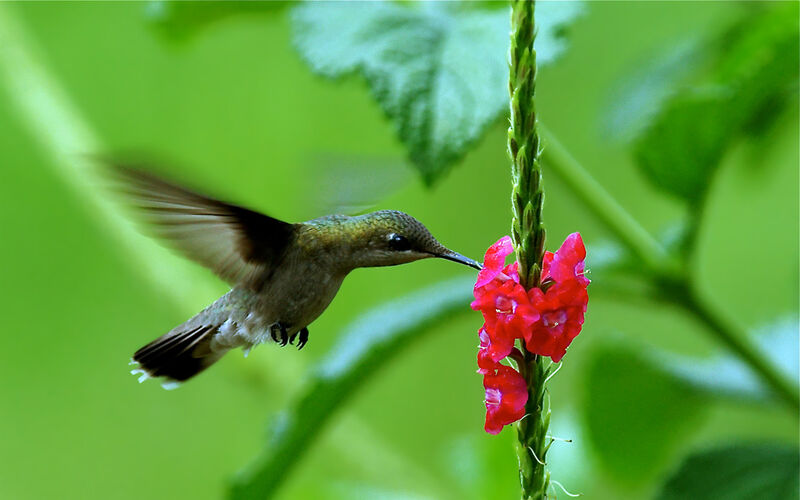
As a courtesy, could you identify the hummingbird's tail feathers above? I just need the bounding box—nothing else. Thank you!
[131,324,225,385]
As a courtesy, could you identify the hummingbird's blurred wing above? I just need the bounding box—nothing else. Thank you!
[111,165,295,290]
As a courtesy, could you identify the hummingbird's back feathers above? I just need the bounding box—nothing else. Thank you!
[111,165,296,289]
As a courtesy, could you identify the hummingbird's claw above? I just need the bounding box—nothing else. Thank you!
[269,324,279,343]
[295,327,309,350]
[270,322,289,346]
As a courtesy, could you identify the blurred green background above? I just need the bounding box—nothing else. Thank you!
[0,2,796,499]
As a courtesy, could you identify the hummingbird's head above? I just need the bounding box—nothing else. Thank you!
[347,210,481,270]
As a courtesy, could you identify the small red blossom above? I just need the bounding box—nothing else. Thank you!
[483,365,528,435]
[543,233,589,288]
[471,237,538,362]
[477,328,500,375]
[524,282,588,362]
[472,278,539,362]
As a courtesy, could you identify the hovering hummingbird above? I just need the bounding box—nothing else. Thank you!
[113,166,481,386]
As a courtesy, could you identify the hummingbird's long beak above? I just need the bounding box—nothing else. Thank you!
[436,250,482,270]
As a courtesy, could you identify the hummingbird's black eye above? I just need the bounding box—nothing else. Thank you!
[387,233,412,251]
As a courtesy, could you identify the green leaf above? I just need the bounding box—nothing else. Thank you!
[582,339,708,484]
[228,276,474,499]
[631,3,799,202]
[145,1,287,40]
[657,444,800,500]
[605,38,707,143]
[635,90,733,201]
[291,2,582,185]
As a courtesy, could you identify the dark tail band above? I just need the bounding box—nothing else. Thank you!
[132,325,222,384]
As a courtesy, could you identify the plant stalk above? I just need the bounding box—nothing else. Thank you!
[685,283,800,412]
[508,1,551,498]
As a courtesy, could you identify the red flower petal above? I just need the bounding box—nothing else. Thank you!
[477,328,501,374]
[548,232,589,288]
[484,323,518,362]
[484,365,528,434]
[475,236,514,288]
[503,261,520,283]
[541,251,554,280]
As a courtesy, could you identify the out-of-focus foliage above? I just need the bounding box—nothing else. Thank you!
[439,433,521,500]
[229,277,473,499]
[632,2,799,202]
[661,317,800,402]
[583,340,707,484]
[145,0,287,40]
[0,2,796,500]
[656,444,800,500]
[583,318,797,484]
[291,1,582,185]
[605,38,708,144]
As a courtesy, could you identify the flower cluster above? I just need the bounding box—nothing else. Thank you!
[471,234,589,434]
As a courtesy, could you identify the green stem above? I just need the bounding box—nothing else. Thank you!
[509,1,545,289]
[684,283,800,411]
[539,126,799,413]
[508,1,550,498]
[515,351,551,500]
[540,127,680,278]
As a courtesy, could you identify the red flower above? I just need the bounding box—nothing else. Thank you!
[525,232,589,362]
[477,327,500,375]
[472,278,539,362]
[483,365,528,435]
[471,237,539,362]
[543,232,589,288]
[524,282,587,363]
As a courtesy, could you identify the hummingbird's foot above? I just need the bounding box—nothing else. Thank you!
[270,322,289,346]
[290,327,309,350]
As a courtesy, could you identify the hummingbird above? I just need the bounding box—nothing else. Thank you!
[113,165,481,386]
